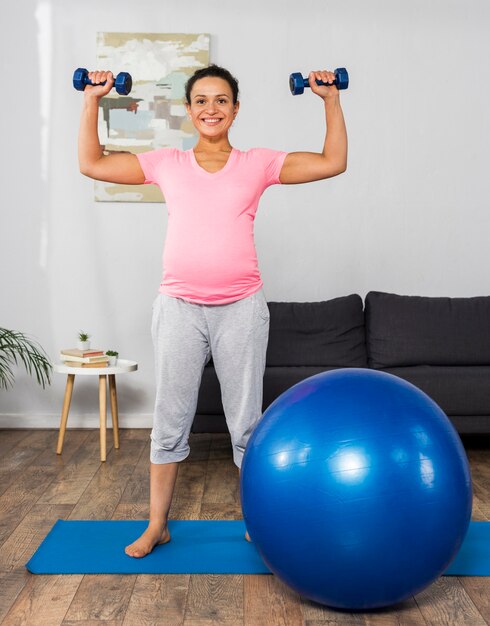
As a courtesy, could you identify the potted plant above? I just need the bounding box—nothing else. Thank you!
[0,328,52,390]
[78,331,91,351]
[106,350,119,366]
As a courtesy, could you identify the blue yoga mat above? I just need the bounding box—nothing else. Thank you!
[26,520,269,575]
[26,520,489,576]
[445,521,490,575]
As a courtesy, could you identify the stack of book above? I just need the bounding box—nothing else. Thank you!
[60,348,109,368]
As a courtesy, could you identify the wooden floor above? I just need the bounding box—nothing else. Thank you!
[0,428,489,626]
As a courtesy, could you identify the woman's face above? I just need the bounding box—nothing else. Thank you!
[186,76,239,140]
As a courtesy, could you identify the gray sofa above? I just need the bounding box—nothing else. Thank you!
[193,291,490,434]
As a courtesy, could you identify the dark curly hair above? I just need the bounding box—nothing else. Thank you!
[185,64,240,105]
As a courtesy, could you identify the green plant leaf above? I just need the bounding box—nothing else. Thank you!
[0,328,53,390]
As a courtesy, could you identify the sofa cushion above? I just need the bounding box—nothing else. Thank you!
[382,366,490,417]
[366,291,490,367]
[266,294,367,367]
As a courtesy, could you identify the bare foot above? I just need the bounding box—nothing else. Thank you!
[125,525,171,558]
[245,530,251,542]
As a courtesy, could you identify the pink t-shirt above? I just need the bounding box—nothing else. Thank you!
[137,147,288,304]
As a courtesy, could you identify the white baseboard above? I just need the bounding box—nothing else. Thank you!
[0,414,154,429]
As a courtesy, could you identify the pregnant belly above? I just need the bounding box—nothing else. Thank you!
[162,228,259,288]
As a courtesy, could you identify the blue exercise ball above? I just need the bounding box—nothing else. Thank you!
[241,368,472,610]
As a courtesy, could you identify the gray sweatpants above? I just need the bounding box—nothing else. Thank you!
[150,288,270,467]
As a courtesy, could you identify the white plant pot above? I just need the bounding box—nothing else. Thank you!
[108,356,118,366]
[78,340,90,350]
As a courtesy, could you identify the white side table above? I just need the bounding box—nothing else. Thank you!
[54,359,138,462]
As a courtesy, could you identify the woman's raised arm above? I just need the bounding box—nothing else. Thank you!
[279,69,347,185]
[78,71,145,184]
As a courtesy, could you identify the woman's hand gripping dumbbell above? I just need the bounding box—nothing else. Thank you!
[73,68,133,96]
[289,68,349,96]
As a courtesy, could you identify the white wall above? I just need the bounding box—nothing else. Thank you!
[1,0,489,426]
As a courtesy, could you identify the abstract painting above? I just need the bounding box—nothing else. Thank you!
[94,32,210,202]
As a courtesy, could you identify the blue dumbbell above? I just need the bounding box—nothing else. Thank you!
[289,68,349,95]
[73,68,133,96]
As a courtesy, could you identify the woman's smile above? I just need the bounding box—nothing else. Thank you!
[201,117,224,126]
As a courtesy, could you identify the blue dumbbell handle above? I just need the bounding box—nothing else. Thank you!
[305,77,338,88]
[83,74,112,87]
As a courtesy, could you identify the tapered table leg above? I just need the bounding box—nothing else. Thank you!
[99,375,107,462]
[56,374,75,455]
[108,374,120,449]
